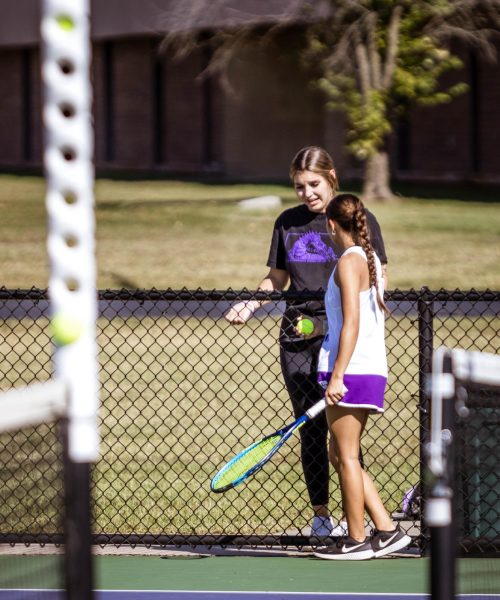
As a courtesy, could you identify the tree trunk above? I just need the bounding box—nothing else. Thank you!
[361,150,395,202]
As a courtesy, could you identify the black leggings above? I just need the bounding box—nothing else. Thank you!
[280,338,330,507]
[280,337,365,507]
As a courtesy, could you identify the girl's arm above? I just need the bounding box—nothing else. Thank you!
[324,254,364,404]
[224,268,289,324]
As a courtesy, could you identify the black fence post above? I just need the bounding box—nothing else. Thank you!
[63,420,94,600]
[429,355,458,600]
[418,286,434,551]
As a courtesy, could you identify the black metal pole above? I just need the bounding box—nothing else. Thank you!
[63,421,94,600]
[429,354,457,600]
[429,481,457,600]
[418,286,434,550]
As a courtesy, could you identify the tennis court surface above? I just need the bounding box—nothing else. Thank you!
[1,550,499,599]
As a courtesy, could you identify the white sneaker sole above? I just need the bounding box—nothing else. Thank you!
[313,549,375,561]
[374,534,412,558]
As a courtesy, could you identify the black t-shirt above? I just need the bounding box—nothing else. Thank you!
[266,203,387,342]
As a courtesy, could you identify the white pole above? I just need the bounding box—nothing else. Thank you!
[41,0,99,462]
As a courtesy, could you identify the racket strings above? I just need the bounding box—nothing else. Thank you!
[212,434,281,490]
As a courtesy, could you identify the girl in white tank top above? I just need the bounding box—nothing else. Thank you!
[317,245,387,413]
[313,193,411,561]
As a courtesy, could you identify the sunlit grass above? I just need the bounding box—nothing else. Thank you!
[0,173,499,539]
[0,174,499,290]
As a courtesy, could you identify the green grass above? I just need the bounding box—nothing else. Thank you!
[0,174,499,290]
[0,174,499,538]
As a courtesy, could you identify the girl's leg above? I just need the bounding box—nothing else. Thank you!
[356,412,412,556]
[357,411,395,532]
[327,407,366,541]
[360,469,395,531]
[329,420,392,532]
[319,407,412,561]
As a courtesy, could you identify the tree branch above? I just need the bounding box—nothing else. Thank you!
[382,5,402,89]
[367,11,382,89]
[354,35,371,98]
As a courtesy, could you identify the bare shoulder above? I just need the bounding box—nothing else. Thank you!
[336,252,365,288]
[338,251,365,272]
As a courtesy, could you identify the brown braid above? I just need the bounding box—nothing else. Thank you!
[326,193,388,314]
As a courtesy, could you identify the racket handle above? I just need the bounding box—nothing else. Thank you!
[305,398,326,419]
[305,384,349,419]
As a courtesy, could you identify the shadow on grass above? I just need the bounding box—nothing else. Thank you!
[381,181,500,203]
[1,167,499,203]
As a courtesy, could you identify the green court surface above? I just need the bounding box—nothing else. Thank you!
[95,555,428,594]
[1,553,499,596]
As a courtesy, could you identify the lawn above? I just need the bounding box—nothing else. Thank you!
[0,174,499,541]
[1,174,499,291]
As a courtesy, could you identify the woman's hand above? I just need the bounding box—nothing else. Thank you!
[293,316,323,338]
[324,376,347,406]
[224,301,259,324]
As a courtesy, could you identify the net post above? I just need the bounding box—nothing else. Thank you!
[62,425,94,600]
[428,349,457,600]
[41,0,98,597]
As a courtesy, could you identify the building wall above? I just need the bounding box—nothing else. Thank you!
[404,47,473,180]
[91,38,225,173]
[1,20,499,182]
[161,48,209,171]
[476,47,500,180]
[222,36,326,180]
[0,50,24,165]
[0,47,42,167]
[108,38,154,168]
[0,1,322,46]
[396,42,500,183]
[0,0,40,47]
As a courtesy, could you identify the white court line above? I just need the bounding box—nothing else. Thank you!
[1,591,499,600]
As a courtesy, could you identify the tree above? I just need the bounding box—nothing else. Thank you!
[302,0,500,200]
[164,0,500,201]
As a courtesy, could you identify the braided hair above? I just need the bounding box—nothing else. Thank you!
[326,193,388,314]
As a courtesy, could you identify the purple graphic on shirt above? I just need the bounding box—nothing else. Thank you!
[287,232,337,263]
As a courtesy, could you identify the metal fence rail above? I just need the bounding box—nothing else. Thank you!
[0,287,499,552]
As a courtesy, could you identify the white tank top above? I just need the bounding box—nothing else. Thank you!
[318,246,388,377]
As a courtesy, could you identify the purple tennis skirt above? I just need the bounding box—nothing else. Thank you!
[317,372,386,413]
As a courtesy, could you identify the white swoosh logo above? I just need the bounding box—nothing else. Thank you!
[378,532,399,548]
[342,542,366,553]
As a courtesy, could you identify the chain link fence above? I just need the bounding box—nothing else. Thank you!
[0,287,499,553]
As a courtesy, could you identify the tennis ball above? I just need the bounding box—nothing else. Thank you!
[55,14,75,31]
[296,318,315,336]
[51,313,83,346]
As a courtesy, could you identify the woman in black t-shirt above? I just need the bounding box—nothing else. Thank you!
[224,146,387,540]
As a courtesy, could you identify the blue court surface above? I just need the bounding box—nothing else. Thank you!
[1,553,499,600]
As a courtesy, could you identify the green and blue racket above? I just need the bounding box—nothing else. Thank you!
[211,396,329,493]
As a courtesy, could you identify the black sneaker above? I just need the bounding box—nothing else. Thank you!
[371,525,412,558]
[313,536,375,561]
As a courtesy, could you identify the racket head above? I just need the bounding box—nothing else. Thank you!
[211,427,290,493]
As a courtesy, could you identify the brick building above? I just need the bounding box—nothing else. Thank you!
[0,0,499,182]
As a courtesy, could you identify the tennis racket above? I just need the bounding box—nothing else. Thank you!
[211,391,345,493]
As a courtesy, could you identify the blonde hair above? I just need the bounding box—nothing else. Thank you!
[327,193,388,314]
[289,146,339,191]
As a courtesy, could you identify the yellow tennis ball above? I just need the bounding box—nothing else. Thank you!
[51,313,83,346]
[296,318,315,336]
[55,14,75,31]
